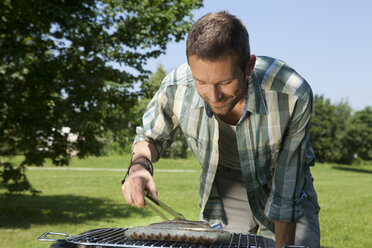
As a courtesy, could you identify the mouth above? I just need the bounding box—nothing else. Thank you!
[209,98,230,108]
[211,101,227,107]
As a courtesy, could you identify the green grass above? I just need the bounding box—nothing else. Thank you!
[1,156,371,247]
[2,153,199,170]
[311,163,372,247]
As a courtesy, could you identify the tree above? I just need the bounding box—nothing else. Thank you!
[354,107,372,160]
[310,95,342,162]
[0,0,203,194]
[342,106,372,163]
[332,99,353,163]
[141,64,167,99]
[310,94,372,164]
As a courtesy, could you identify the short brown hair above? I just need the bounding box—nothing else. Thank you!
[186,11,250,68]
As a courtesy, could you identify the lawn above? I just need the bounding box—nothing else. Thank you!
[1,155,371,247]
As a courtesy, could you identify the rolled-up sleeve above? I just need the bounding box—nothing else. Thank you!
[267,89,313,222]
[133,75,179,162]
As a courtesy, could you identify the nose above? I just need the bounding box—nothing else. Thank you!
[208,85,222,103]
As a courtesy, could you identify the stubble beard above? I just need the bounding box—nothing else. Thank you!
[207,89,246,116]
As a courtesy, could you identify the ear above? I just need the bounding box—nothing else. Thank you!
[245,54,256,76]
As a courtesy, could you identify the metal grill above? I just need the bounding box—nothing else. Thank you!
[39,228,275,248]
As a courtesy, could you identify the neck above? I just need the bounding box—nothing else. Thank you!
[217,100,245,125]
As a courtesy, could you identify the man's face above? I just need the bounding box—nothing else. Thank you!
[189,54,252,116]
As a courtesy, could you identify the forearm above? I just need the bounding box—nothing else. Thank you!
[122,141,158,208]
[131,141,158,163]
[274,220,296,248]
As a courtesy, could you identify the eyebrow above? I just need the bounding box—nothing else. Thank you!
[193,76,236,84]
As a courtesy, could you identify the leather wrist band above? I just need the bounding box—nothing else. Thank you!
[121,157,153,185]
[132,156,153,175]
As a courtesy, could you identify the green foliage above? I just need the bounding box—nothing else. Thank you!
[141,64,167,99]
[310,95,372,164]
[310,95,345,162]
[0,162,39,194]
[342,106,372,163]
[353,107,372,160]
[0,0,203,193]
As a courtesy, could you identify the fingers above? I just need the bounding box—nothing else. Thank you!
[121,168,156,208]
[146,177,158,198]
[122,177,145,208]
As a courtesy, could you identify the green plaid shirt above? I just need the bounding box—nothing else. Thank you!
[134,56,315,232]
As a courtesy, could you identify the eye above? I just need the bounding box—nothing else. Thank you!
[196,80,207,86]
[221,80,232,85]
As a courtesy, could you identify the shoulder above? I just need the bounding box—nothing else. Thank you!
[154,63,200,109]
[254,56,312,100]
[160,63,194,89]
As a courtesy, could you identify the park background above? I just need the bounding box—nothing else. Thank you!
[1,0,371,247]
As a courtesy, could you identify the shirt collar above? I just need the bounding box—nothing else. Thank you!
[244,71,268,116]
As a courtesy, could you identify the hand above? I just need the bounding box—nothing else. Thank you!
[121,163,157,208]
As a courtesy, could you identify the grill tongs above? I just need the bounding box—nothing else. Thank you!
[145,192,186,221]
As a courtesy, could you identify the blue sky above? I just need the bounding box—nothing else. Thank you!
[145,0,372,111]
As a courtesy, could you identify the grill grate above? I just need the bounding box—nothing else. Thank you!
[60,228,275,248]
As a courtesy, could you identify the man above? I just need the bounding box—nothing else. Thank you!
[122,11,320,248]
